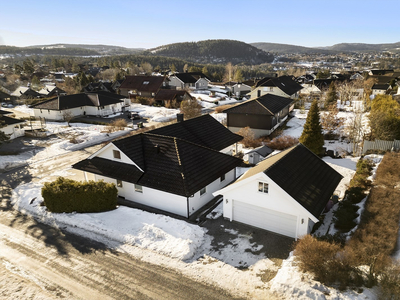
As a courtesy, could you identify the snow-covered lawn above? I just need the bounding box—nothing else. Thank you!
[130,103,179,122]
[0,122,131,170]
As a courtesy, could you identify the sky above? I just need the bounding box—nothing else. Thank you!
[0,0,399,49]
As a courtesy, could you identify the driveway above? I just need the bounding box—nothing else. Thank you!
[201,211,294,264]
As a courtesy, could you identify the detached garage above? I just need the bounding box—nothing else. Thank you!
[214,144,343,240]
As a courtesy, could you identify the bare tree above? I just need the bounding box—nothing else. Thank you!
[346,109,364,155]
[62,110,75,127]
[180,99,202,120]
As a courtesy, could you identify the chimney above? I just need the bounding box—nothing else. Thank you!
[176,113,184,123]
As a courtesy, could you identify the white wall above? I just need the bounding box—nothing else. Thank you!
[220,173,315,238]
[95,174,188,217]
[169,77,184,90]
[1,124,24,139]
[195,78,209,90]
[188,169,235,216]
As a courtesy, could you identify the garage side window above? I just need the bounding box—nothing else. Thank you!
[135,184,143,193]
[113,150,121,159]
[258,182,268,193]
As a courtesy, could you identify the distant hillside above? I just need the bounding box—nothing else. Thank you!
[251,42,335,54]
[0,44,145,57]
[145,40,274,64]
[322,42,400,52]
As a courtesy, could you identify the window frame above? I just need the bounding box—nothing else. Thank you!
[200,187,206,196]
[113,150,121,159]
[116,179,123,187]
[258,182,269,194]
[135,184,143,193]
[220,174,225,182]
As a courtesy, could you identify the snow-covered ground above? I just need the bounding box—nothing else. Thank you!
[2,103,387,299]
[130,103,180,122]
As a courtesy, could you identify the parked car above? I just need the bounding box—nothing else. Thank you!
[130,112,141,120]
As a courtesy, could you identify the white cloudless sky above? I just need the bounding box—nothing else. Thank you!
[0,0,398,49]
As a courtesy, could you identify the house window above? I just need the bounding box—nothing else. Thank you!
[113,150,121,159]
[151,92,155,97]
[116,180,123,187]
[269,87,273,91]
[200,187,206,196]
[220,174,225,182]
[258,182,269,193]
[135,184,143,193]
[143,81,149,85]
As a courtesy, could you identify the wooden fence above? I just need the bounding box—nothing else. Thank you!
[362,139,400,154]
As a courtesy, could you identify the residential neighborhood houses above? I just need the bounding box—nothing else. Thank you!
[1,46,400,300]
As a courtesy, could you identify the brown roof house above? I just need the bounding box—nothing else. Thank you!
[119,75,170,99]
[224,94,293,138]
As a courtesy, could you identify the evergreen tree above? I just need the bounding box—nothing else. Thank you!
[299,100,324,155]
[325,82,338,108]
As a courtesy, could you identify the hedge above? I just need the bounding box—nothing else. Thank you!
[42,177,118,213]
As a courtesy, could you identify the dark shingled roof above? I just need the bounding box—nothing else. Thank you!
[223,94,293,115]
[371,83,390,90]
[30,91,125,110]
[73,133,242,197]
[246,145,273,157]
[256,75,303,96]
[0,115,25,126]
[172,72,210,84]
[119,75,168,92]
[149,114,242,151]
[154,89,192,101]
[239,144,343,218]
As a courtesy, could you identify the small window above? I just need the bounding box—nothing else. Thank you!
[135,184,143,193]
[143,81,149,85]
[113,150,121,159]
[220,174,225,182]
[258,182,269,193]
[200,187,206,196]
[117,180,123,187]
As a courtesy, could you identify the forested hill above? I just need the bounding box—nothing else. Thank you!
[251,42,335,54]
[145,40,274,64]
[0,44,144,56]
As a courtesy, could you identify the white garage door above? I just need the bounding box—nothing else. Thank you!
[232,200,297,238]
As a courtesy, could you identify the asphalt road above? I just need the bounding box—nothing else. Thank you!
[0,145,245,300]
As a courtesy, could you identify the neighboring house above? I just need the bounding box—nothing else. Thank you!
[300,83,322,97]
[369,69,394,76]
[371,83,391,95]
[248,75,303,100]
[243,145,273,164]
[224,94,294,138]
[169,72,210,90]
[224,82,252,97]
[0,113,25,139]
[111,79,124,93]
[30,91,126,120]
[149,113,243,154]
[72,114,243,218]
[119,75,169,98]
[83,82,114,93]
[154,89,192,106]
[213,144,343,239]
[0,90,13,102]
[38,85,67,97]
[11,87,41,99]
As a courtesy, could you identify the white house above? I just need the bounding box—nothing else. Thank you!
[31,91,126,120]
[248,75,303,100]
[213,144,343,239]
[169,72,210,90]
[371,83,391,96]
[0,113,25,139]
[73,114,243,218]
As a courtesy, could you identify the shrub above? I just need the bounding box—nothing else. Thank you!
[295,235,362,288]
[42,177,117,213]
[265,135,298,150]
[333,200,359,233]
[344,186,366,204]
[133,96,154,106]
[106,118,128,132]
[379,261,400,300]
[237,126,259,148]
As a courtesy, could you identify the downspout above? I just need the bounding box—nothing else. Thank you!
[186,197,190,218]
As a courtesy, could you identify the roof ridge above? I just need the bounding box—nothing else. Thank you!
[255,99,274,115]
[173,137,189,196]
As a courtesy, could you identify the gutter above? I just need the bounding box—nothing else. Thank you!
[186,197,190,218]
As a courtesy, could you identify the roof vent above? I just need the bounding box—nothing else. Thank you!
[155,144,160,154]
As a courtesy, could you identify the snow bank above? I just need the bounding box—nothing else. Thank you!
[130,103,179,122]
[11,182,206,260]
